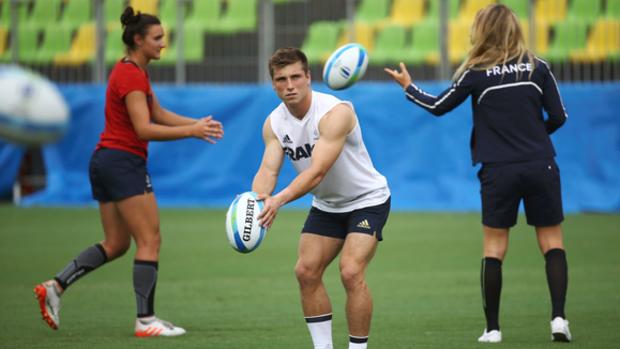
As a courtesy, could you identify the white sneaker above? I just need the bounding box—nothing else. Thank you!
[478,329,502,343]
[135,317,186,337]
[34,281,61,330]
[551,317,572,342]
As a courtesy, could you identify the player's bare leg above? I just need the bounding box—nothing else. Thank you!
[339,233,377,348]
[296,234,343,349]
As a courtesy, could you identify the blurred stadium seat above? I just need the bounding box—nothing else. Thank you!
[406,19,439,65]
[209,0,257,33]
[355,0,390,25]
[338,21,375,52]
[61,0,93,31]
[535,0,567,24]
[130,0,159,15]
[386,0,425,27]
[186,0,222,33]
[301,20,341,63]
[54,23,95,65]
[567,0,602,23]
[546,19,588,62]
[34,26,73,64]
[458,0,496,22]
[371,23,408,65]
[571,19,620,62]
[500,0,529,19]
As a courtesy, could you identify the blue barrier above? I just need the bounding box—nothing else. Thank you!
[1,82,618,212]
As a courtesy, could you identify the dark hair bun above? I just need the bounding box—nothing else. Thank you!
[120,6,141,27]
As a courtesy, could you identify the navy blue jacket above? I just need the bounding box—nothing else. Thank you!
[404,57,567,165]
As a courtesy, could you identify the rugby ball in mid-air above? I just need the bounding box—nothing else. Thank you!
[0,65,70,145]
[322,43,369,90]
[225,191,267,253]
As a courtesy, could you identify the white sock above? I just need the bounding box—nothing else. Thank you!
[305,313,333,349]
[349,335,368,349]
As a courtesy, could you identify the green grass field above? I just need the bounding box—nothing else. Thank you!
[0,206,618,348]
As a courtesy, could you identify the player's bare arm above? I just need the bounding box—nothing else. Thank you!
[127,91,223,143]
[258,104,356,228]
[253,117,285,197]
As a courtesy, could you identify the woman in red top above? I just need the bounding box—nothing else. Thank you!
[34,6,223,337]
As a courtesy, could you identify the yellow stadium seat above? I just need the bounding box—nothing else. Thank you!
[338,22,375,52]
[571,19,620,62]
[521,20,549,55]
[130,0,159,16]
[387,0,425,27]
[0,26,6,55]
[427,20,472,64]
[54,23,96,65]
[458,0,496,22]
[534,0,567,25]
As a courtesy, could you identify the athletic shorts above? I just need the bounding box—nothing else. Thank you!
[478,158,563,228]
[302,197,391,241]
[89,147,153,202]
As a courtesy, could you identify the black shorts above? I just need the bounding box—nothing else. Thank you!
[89,148,153,202]
[302,197,391,241]
[478,159,563,228]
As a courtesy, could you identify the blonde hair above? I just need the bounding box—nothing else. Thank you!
[453,4,535,80]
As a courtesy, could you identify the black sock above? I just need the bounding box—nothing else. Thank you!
[134,260,158,318]
[480,257,502,331]
[349,335,368,344]
[545,248,568,319]
[55,243,108,290]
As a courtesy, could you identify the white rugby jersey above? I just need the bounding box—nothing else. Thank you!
[268,91,390,212]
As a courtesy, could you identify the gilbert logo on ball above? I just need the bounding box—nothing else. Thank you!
[322,43,369,90]
[225,191,267,253]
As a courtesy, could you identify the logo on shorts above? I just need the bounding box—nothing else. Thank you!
[356,219,371,229]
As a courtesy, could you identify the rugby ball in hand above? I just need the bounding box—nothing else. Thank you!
[225,192,267,253]
[0,65,70,145]
[322,43,369,90]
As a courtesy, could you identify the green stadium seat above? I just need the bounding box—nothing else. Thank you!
[61,0,93,30]
[0,0,29,27]
[500,0,529,19]
[160,0,191,30]
[545,19,588,62]
[105,0,126,27]
[607,0,620,18]
[0,26,39,63]
[355,0,390,25]
[23,0,62,31]
[301,21,341,64]
[428,0,461,20]
[105,26,125,64]
[370,23,408,65]
[186,0,222,32]
[210,0,257,33]
[157,23,205,64]
[566,0,601,24]
[404,19,439,64]
[33,26,74,64]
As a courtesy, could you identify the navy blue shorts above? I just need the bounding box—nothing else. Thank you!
[478,159,564,228]
[302,197,391,241]
[89,148,153,202]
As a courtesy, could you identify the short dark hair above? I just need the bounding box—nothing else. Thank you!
[268,47,309,78]
[120,6,161,51]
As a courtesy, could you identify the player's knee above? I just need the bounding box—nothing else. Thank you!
[295,262,321,286]
[103,239,131,259]
[339,263,364,290]
[135,230,161,252]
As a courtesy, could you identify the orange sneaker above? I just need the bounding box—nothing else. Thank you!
[34,281,61,330]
